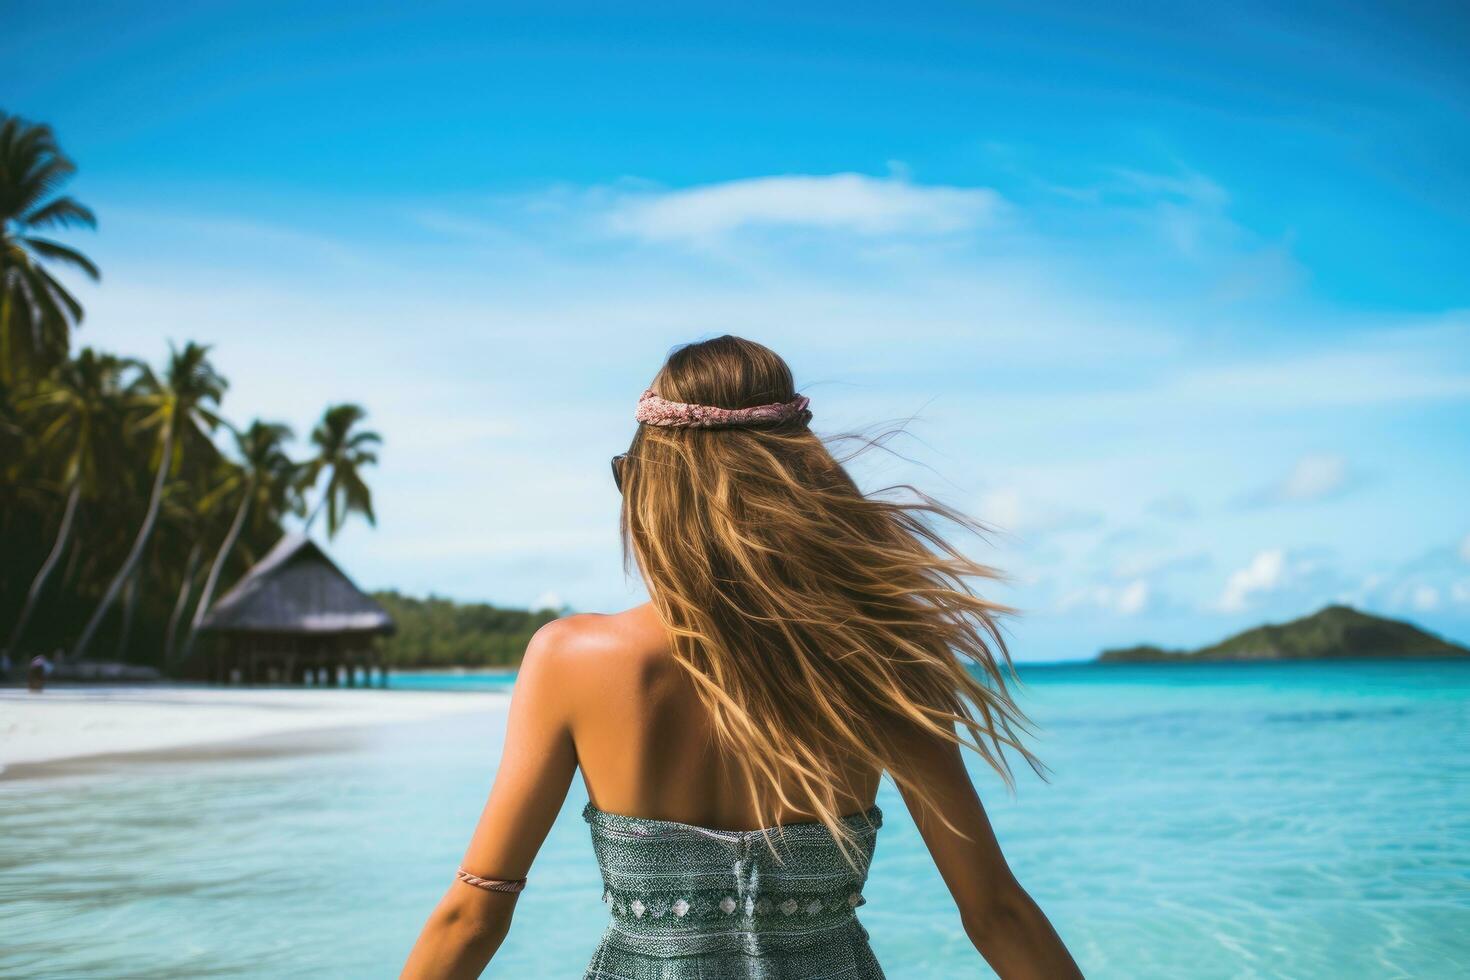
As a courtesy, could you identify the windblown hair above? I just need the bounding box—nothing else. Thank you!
[619,336,1041,863]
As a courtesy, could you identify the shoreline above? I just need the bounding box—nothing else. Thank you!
[0,721,383,781]
[0,684,509,777]
[388,665,519,675]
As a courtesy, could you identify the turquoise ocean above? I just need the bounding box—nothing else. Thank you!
[2,660,1467,978]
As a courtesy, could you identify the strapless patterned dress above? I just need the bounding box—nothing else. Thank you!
[582,803,886,979]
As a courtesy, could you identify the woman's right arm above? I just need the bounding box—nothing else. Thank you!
[400,621,578,979]
[892,724,1083,979]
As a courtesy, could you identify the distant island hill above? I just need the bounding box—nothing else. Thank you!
[1096,604,1470,663]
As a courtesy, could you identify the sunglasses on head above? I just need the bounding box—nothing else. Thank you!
[611,453,627,493]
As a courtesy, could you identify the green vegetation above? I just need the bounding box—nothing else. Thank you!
[0,111,381,671]
[1097,604,1470,663]
[0,114,98,381]
[372,592,561,668]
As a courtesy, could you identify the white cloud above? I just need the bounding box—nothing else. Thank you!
[533,590,565,612]
[1277,454,1349,502]
[1460,533,1470,563]
[1117,579,1151,615]
[977,486,1101,539]
[1410,585,1441,612]
[1057,578,1151,616]
[1161,327,1470,410]
[1217,549,1287,612]
[935,313,1470,429]
[605,173,1002,243]
[1452,581,1470,605]
[1111,168,1229,211]
[1241,453,1353,507]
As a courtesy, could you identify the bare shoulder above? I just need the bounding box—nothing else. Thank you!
[520,603,670,692]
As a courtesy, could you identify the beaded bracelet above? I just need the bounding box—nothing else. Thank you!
[455,868,528,894]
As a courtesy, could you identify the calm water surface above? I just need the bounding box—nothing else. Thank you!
[2,661,1467,978]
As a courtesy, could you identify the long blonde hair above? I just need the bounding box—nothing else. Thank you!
[619,336,1040,861]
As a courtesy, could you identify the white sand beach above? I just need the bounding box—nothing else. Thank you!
[0,685,509,772]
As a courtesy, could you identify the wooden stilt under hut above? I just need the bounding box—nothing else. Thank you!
[199,534,395,686]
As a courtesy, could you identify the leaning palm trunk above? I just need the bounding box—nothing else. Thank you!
[164,542,203,664]
[3,481,80,659]
[182,478,254,662]
[70,423,174,662]
[0,290,13,387]
[304,490,326,533]
[114,569,140,661]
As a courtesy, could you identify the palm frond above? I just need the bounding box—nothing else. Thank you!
[342,469,376,525]
[37,265,85,324]
[23,237,101,280]
[20,196,97,231]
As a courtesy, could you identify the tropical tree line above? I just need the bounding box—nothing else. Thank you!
[370,592,561,668]
[0,110,382,672]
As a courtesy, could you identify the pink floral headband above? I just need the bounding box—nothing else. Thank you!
[635,387,812,429]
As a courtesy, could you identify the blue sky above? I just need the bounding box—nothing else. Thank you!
[5,1,1468,660]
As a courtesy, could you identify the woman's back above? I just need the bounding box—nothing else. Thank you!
[563,604,880,831]
[554,606,888,979]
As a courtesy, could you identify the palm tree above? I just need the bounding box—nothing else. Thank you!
[181,419,297,661]
[3,349,131,659]
[301,403,380,539]
[157,452,229,664]
[70,342,225,661]
[0,377,20,460]
[163,539,204,664]
[0,113,98,384]
[113,566,142,661]
[0,376,28,553]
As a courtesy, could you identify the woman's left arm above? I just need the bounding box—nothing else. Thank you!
[401,621,579,979]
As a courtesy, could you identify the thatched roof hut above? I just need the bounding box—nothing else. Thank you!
[200,534,394,685]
